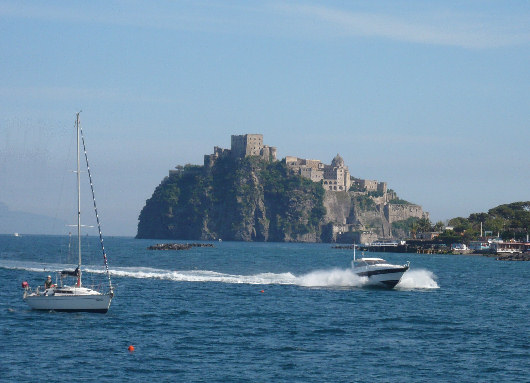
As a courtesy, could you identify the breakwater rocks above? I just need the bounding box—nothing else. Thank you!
[147,243,214,251]
[496,253,530,261]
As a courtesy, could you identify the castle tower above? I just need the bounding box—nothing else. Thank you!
[231,134,264,159]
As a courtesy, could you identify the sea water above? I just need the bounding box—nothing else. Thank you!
[0,235,528,382]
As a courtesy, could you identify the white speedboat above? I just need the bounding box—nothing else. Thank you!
[351,245,409,288]
[23,113,113,313]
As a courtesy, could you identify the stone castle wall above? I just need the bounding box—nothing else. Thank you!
[323,191,427,241]
[385,204,426,223]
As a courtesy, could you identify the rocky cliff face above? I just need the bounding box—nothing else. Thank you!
[137,157,326,241]
[322,191,426,242]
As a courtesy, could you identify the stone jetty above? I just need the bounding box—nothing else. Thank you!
[147,243,214,251]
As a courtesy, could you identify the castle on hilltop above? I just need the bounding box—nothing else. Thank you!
[203,134,277,167]
[200,134,389,195]
[164,133,428,242]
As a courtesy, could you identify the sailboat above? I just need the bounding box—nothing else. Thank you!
[23,113,114,313]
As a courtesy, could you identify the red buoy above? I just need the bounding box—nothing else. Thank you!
[128,345,135,352]
[260,290,265,293]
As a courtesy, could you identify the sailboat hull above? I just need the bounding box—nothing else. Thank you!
[24,293,112,313]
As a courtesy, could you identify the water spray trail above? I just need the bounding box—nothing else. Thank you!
[1,260,439,289]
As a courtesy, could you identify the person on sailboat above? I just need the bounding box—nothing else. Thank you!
[45,276,54,289]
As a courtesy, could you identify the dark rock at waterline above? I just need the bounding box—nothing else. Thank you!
[496,253,530,261]
[147,243,214,251]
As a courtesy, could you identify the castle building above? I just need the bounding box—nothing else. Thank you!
[230,134,277,161]
[323,154,351,191]
[286,154,351,191]
[352,178,387,194]
[285,157,324,182]
[203,134,276,168]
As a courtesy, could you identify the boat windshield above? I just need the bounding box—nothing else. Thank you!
[354,259,387,267]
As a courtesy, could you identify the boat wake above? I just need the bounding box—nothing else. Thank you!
[394,269,439,289]
[296,268,369,287]
[1,260,439,289]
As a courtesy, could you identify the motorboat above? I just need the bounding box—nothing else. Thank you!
[351,245,409,288]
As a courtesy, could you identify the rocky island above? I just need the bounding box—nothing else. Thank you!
[137,134,428,242]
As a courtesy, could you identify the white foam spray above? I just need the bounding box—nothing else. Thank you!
[296,268,368,287]
[395,269,439,290]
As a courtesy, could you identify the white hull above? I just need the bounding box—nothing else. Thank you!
[352,257,409,289]
[24,289,112,313]
[356,269,408,288]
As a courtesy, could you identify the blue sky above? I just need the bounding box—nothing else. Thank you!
[1,0,529,236]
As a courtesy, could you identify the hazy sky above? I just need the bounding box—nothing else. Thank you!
[1,0,529,236]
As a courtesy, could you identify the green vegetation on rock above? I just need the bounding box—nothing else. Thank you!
[137,157,326,241]
[353,194,376,211]
[388,198,411,205]
[393,201,530,243]
[448,201,530,241]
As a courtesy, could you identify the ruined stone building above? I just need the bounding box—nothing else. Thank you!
[351,178,387,194]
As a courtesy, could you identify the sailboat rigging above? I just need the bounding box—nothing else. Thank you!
[23,113,114,313]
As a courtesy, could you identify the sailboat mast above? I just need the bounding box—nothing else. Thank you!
[76,112,82,287]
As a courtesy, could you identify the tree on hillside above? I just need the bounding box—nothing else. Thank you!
[438,202,530,242]
[416,217,432,233]
[449,217,471,234]
[469,212,488,224]
[433,221,445,232]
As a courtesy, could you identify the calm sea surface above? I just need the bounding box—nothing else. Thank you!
[0,235,528,382]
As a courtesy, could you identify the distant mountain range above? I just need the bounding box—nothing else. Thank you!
[0,202,68,235]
